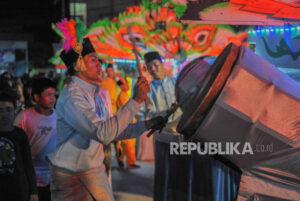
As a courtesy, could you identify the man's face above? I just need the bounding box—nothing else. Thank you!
[120,82,129,92]
[81,52,102,82]
[35,88,56,109]
[106,67,115,79]
[0,101,15,128]
[146,59,165,80]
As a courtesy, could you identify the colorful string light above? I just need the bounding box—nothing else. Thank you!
[248,26,300,35]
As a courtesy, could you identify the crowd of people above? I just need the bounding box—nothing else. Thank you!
[0,24,182,200]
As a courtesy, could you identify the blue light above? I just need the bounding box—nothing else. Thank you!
[285,28,289,31]
[270,29,274,32]
[280,28,284,32]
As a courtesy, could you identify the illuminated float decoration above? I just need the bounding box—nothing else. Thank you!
[50,0,249,69]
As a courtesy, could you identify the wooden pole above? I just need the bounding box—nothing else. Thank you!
[128,25,149,107]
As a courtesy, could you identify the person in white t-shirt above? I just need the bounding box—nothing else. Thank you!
[15,78,57,201]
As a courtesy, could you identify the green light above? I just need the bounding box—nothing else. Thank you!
[275,28,279,32]
[291,27,296,31]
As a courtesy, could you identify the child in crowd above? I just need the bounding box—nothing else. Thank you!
[0,90,38,201]
[15,78,57,201]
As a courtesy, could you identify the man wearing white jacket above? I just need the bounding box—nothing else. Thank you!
[47,32,163,200]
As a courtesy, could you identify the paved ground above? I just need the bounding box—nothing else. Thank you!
[111,159,154,201]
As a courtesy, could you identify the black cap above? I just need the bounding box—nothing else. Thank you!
[144,51,162,64]
[117,80,123,86]
[60,38,95,70]
[107,63,113,68]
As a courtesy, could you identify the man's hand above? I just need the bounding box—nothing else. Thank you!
[133,77,150,104]
[145,116,166,131]
[30,194,39,201]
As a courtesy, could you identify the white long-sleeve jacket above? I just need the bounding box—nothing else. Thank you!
[48,76,146,173]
